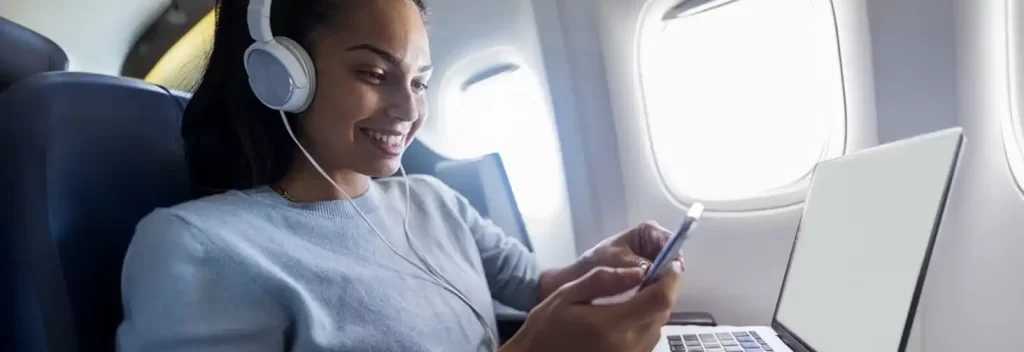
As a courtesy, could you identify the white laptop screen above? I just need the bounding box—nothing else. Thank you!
[774,129,961,352]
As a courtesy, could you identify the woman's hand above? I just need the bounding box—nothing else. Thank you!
[540,221,681,300]
[503,261,685,352]
[581,220,679,269]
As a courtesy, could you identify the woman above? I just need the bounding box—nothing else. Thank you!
[116,0,685,351]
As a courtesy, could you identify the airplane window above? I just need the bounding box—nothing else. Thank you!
[1006,0,1024,192]
[433,65,567,232]
[640,0,846,205]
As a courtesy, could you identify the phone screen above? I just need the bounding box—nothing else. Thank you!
[638,203,704,289]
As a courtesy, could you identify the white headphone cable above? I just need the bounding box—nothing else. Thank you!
[397,165,500,350]
[277,111,498,351]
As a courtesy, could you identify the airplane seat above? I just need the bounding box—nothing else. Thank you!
[402,143,534,252]
[0,71,191,352]
[0,16,68,94]
[0,69,534,350]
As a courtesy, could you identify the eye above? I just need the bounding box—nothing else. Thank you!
[412,80,429,92]
[358,70,386,83]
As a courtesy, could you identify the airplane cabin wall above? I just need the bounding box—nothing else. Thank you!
[922,0,1024,351]
[867,0,960,143]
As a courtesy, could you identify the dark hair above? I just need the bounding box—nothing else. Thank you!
[182,0,426,198]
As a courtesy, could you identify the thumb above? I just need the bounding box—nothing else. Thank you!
[602,250,653,271]
[624,260,684,321]
[554,266,645,303]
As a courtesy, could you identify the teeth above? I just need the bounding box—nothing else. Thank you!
[365,130,403,145]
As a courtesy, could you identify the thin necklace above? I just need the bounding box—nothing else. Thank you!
[275,184,297,202]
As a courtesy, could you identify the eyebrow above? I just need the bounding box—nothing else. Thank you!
[346,44,432,73]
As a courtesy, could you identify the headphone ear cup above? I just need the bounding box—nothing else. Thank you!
[275,37,316,112]
[242,38,316,113]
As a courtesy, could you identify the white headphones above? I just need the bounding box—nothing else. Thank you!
[243,0,316,112]
[241,1,498,349]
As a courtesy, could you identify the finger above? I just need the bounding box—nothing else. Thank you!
[602,249,653,271]
[645,221,673,246]
[665,251,686,269]
[554,266,645,303]
[636,221,674,260]
[621,260,684,320]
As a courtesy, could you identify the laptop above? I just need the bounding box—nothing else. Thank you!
[654,127,965,352]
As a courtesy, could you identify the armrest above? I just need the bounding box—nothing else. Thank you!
[667,311,717,326]
[495,302,528,345]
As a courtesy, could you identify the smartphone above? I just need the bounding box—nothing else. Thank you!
[638,203,704,289]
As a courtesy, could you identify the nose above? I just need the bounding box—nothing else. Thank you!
[384,85,421,122]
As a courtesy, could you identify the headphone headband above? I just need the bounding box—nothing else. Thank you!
[247,0,273,43]
[243,0,314,112]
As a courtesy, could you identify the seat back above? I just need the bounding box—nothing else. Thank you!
[435,154,533,251]
[0,72,191,352]
[402,142,533,251]
[0,16,68,93]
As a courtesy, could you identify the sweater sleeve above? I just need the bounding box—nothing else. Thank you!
[420,175,542,312]
[116,209,288,352]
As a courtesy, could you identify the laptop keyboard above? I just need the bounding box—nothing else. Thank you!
[665,331,774,352]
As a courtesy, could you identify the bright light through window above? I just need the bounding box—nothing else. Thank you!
[641,0,845,203]
[439,67,566,229]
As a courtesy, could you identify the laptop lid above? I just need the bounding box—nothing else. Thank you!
[768,127,965,352]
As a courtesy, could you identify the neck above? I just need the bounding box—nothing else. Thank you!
[277,159,371,203]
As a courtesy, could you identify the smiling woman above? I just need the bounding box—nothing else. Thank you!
[115,1,685,351]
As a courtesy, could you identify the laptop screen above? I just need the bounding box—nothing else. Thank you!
[773,129,962,352]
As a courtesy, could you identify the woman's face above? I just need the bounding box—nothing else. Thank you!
[300,0,431,177]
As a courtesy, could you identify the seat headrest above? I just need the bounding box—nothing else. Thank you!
[0,16,69,92]
[0,71,191,352]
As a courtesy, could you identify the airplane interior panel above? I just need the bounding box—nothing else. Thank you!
[2,0,1023,351]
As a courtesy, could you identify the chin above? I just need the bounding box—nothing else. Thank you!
[360,159,403,178]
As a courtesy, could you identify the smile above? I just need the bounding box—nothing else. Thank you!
[359,128,407,157]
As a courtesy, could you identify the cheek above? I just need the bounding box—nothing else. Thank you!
[407,119,424,145]
[304,81,380,147]
[411,95,428,129]
[416,93,429,113]
[315,82,379,127]
[408,106,428,141]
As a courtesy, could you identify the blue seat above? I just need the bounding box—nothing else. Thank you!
[0,16,68,93]
[0,70,534,351]
[0,72,191,352]
[405,144,534,252]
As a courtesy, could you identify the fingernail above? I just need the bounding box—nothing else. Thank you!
[672,261,682,273]
[639,261,650,271]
